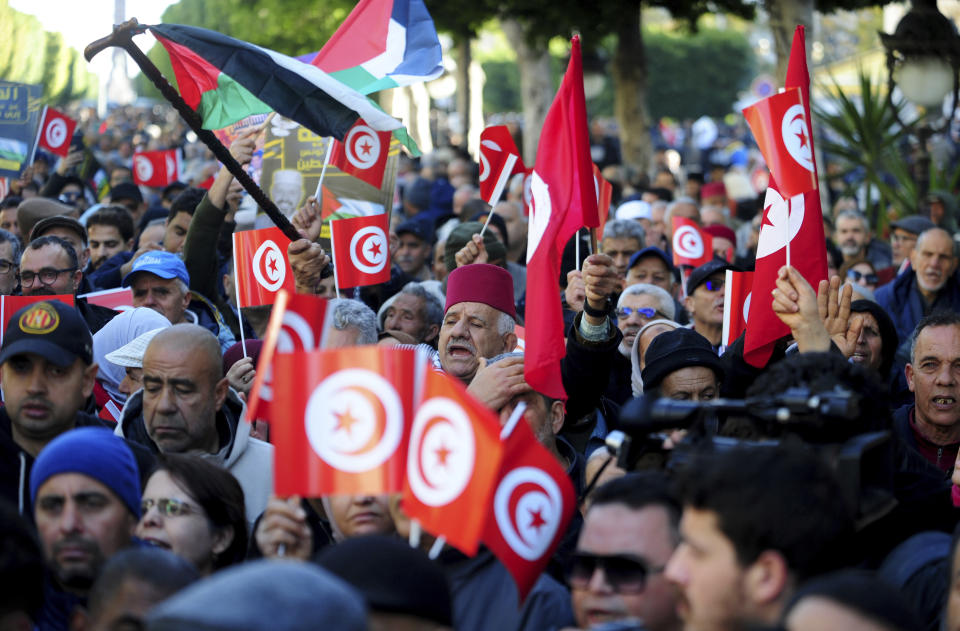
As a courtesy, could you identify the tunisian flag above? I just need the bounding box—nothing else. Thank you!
[233,227,296,307]
[271,346,416,496]
[743,25,828,368]
[246,291,329,422]
[330,213,392,288]
[36,106,77,157]
[402,368,504,555]
[481,414,576,600]
[479,125,524,205]
[133,149,181,188]
[742,87,816,199]
[524,35,599,401]
[671,217,713,268]
[330,118,392,189]
[722,270,754,347]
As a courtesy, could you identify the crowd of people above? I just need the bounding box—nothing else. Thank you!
[2,97,960,631]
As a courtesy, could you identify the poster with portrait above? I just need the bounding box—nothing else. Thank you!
[213,112,269,186]
[0,81,43,179]
[257,115,398,250]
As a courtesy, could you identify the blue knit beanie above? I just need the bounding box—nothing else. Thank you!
[30,427,141,519]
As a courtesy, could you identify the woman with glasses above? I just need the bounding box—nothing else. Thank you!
[138,454,247,575]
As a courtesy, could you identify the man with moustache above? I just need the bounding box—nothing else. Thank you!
[608,284,676,404]
[394,217,434,281]
[877,227,960,344]
[683,260,738,352]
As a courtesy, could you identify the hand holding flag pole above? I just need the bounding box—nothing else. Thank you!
[85,19,301,242]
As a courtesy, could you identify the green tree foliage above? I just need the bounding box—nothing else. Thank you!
[0,0,97,103]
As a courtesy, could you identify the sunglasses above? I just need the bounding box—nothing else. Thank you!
[568,552,664,593]
[702,279,725,292]
[141,497,201,518]
[616,306,665,320]
[847,269,878,284]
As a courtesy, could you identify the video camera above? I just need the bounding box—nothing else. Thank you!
[605,386,897,530]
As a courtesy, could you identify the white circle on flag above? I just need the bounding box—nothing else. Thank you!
[407,397,476,507]
[672,225,704,260]
[526,171,552,264]
[350,225,387,274]
[251,239,286,292]
[304,369,403,472]
[345,125,381,170]
[781,104,814,172]
[756,188,806,259]
[478,139,503,183]
[45,118,68,149]
[743,292,752,322]
[165,154,176,180]
[134,155,153,183]
[494,466,563,561]
[277,311,316,352]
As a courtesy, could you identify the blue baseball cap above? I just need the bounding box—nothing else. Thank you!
[628,246,673,272]
[121,251,190,287]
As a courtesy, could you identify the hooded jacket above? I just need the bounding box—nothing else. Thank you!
[115,388,272,527]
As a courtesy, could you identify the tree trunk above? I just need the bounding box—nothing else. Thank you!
[502,18,554,165]
[455,36,471,150]
[611,0,652,176]
[765,0,814,82]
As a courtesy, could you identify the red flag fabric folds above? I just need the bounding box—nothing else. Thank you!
[479,125,524,205]
[524,35,598,401]
[742,87,816,199]
[330,119,392,189]
[671,217,713,268]
[37,106,77,157]
[133,149,181,188]
[233,227,296,308]
[330,213,392,288]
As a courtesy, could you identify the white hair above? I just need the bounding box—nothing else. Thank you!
[497,312,516,336]
[618,283,675,320]
[330,298,378,345]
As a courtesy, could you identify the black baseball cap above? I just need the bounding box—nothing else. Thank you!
[687,259,739,294]
[0,301,93,366]
[396,216,434,245]
[641,327,724,390]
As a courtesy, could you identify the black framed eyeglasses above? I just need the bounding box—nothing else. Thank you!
[18,267,77,287]
[847,269,878,285]
[616,306,665,320]
[568,552,665,593]
[0,259,16,275]
[141,498,200,518]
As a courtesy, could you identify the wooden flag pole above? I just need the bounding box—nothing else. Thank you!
[85,19,301,242]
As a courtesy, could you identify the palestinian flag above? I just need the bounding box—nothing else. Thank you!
[149,23,401,140]
[312,0,444,95]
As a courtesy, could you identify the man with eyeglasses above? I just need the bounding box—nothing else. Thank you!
[0,228,21,295]
[571,472,681,631]
[683,260,738,352]
[19,235,117,334]
[607,284,676,405]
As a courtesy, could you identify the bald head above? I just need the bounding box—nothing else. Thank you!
[911,227,958,296]
[141,324,228,454]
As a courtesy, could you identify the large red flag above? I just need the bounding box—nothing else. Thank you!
[743,26,828,368]
[402,367,504,555]
[36,106,77,157]
[479,125,524,205]
[330,213,391,288]
[671,217,713,268]
[524,35,598,401]
[133,149,181,187]
[233,227,296,307]
[272,346,416,496]
[481,415,576,600]
[247,292,329,422]
[329,119,392,189]
[742,87,816,199]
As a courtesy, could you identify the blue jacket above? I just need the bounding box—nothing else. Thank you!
[875,269,960,344]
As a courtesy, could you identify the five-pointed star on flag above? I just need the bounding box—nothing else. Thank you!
[434,443,452,467]
[334,407,360,436]
[796,128,808,150]
[359,139,373,156]
[761,206,776,230]
[368,240,382,258]
[528,508,547,533]
[266,254,278,276]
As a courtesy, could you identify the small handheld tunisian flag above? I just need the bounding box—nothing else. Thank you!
[671,217,713,268]
[524,36,599,401]
[743,25,828,368]
[247,292,329,422]
[593,163,613,225]
[479,125,524,205]
[233,227,296,307]
[722,270,754,347]
[482,414,576,600]
[742,87,816,199]
[330,213,391,289]
[272,346,416,496]
[36,106,77,157]
[402,368,504,555]
[78,287,134,312]
[133,149,181,188]
[330,118,392,189]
